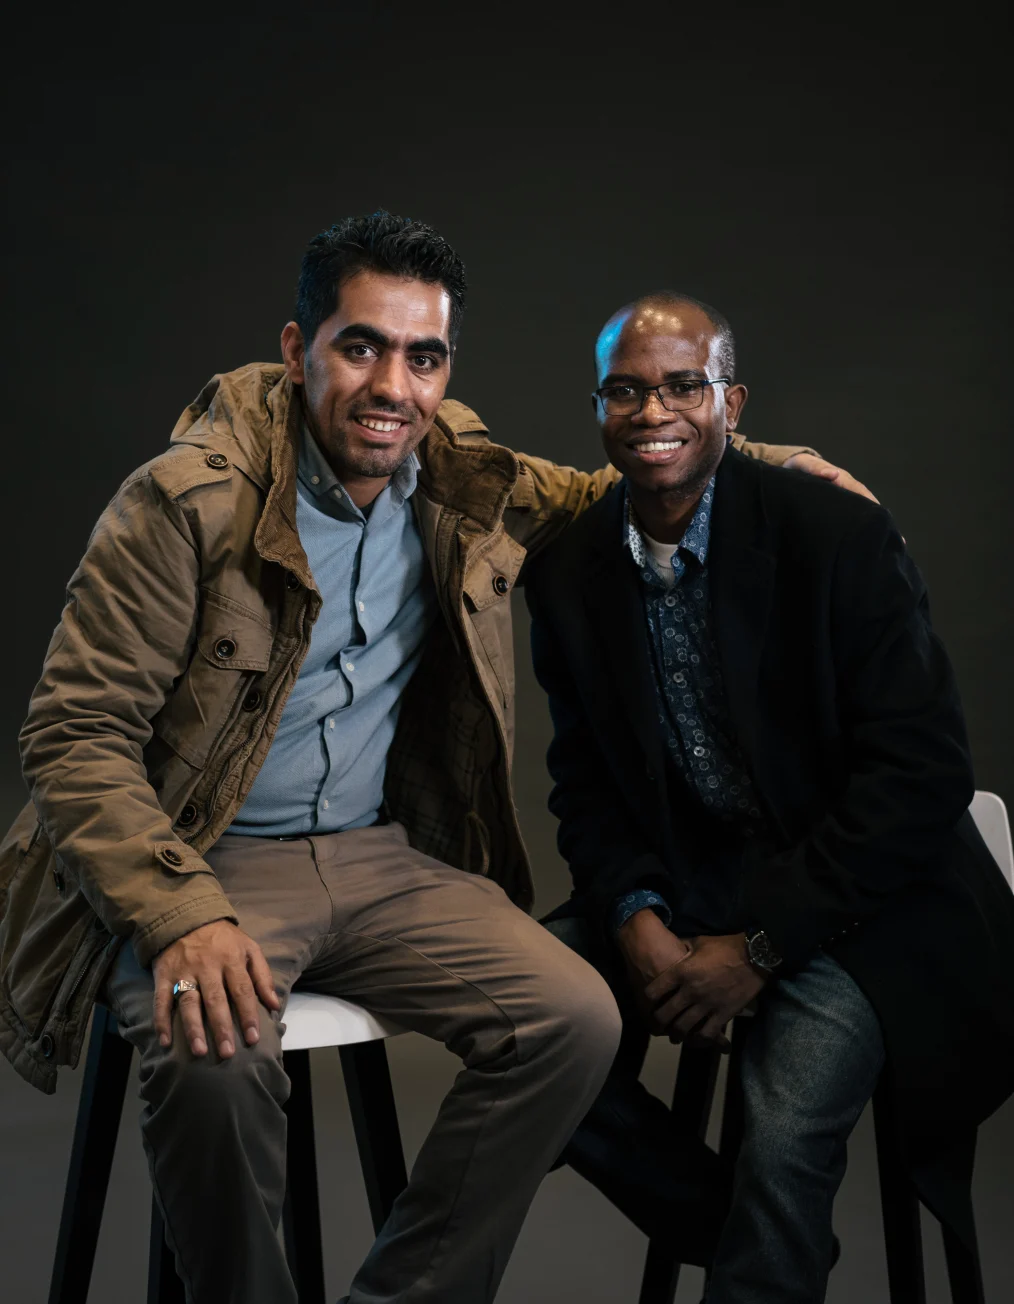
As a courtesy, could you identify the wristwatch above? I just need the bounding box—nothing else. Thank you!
[745,929,783,974]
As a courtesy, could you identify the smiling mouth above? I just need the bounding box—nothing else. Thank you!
[355,416,407,433]
[627,438,688,457]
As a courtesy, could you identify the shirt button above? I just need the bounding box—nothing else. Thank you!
[206,452,229,469]
[214,638,236,660]
[358,601,365,612]
[345,662,355,672]
[323,799,329,810]
[493,574,510,596]
[665,595,677,607]
[310,474,321,485]
[693,745,706,757]
[328,719,335,730]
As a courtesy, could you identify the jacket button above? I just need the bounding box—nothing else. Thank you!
[242,689,262,712]
[214,638,236,660]
[177,803,198,827]
[40,1034,55,1059]
[161,847,184,867]
[285,572,300,591]
[492,574,510,596]
[206,452,229,469]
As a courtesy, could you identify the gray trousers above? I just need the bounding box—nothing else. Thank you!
[103,824,622,1304]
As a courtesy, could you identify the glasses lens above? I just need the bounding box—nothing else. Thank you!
[659,380,704,411]
[598,385,641,415]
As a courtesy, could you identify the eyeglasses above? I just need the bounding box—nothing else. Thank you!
[592,377,730,417]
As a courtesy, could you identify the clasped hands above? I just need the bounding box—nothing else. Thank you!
[616,907,769,1052]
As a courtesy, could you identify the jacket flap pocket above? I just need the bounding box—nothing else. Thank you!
[462,532,525,612]
[195,590,273,671]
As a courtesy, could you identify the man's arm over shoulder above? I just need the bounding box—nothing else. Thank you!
[525,562,672,927]
[511,435,820,562]
[743,506,974,968]
[19,467,237,967]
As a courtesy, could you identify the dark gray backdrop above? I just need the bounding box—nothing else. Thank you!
[2,6,1010,1302]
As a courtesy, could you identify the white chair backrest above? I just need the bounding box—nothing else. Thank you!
[970,791,1014,889]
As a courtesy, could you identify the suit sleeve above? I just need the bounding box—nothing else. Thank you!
[742,513,974,969]
[527,575,675,928]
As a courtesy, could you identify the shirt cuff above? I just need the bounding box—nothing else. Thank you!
[611,889,672,934]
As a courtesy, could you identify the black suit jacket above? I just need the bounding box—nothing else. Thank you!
[525,446,1014,1243]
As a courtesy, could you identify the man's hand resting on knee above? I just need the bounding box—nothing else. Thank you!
[613,908,736,1049]
[152,920,281,1058]
[646,934,769,1051]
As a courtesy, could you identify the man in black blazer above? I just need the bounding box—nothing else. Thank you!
[525,293,1014,1302]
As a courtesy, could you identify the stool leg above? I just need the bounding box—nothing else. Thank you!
[282,1048,327,1304]
[339,1041,408,1235]
[48,1006,133,1304]
[639,1043,722,1304]
[147,1197,185,1304]
[942,1223,985,1304]
[873,1078,927,1304]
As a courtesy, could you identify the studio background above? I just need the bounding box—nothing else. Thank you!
[2,6,1010,1301]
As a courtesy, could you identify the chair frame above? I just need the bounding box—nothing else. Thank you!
[48,1006,408,1304]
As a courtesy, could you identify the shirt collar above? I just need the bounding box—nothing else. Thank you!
[298,423,419,519]
[624,476,716,583]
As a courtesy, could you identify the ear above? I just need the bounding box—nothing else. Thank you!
[281,322,306,384]
[724,383,748,431]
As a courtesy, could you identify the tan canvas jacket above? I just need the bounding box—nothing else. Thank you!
[0,362,813,1092]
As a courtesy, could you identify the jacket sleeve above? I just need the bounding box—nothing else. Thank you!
[511,434,818,564]
[527,577,675,928]
[742,513,975,969]
[19,473,238,967]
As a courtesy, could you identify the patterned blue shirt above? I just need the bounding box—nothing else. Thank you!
[611,473,767,934]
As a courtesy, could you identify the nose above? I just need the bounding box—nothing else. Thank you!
[632,388,672,425]
[368,350,413,405]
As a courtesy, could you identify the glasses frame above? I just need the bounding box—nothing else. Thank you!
[592,376,731,416]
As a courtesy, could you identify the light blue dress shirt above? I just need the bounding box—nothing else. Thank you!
[229,427,436,836]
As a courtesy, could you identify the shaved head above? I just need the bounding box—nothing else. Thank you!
[595,292,736,383]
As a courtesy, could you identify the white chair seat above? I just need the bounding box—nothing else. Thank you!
[280,991,405,1051]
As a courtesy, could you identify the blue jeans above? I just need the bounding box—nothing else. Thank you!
[707,949,884,1303]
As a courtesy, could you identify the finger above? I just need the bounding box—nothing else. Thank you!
[667,1003,709,1044]
[225,965,262,1046]
[247,945,281,1011]
[177,989,209,1056]
[644,962,691,1006]
[693,1013,733,1051]
[153,976,174,1048]
[199,980,236,1057]
[653,990,696,1035]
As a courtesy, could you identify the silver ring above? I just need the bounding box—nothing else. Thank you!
[172,979,200,1001]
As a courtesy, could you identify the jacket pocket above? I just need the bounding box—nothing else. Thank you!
[151,589,274,769]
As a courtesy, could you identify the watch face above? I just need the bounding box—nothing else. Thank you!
[748,931,782,971]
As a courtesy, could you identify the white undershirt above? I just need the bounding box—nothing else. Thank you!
[641,531,679,588]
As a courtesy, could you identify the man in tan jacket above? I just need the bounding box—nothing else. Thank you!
[0,211,857,1303]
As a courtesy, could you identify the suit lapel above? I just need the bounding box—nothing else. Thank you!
[708,449,776,769]
[580,486,667,776]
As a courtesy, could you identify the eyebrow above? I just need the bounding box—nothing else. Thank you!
[332,322,449,360]
[598,368,705,387]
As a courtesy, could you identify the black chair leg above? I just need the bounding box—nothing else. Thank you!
[942,1224,985,1304]
[48,1006,134,1304]
[282,1048,327,1304]
[339,1040,408,1235]
[147,1198,185,1304]
[639,1043,722,1304]
[873,1079,927,1304]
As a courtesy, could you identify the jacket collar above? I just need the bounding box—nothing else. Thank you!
[168,365,522,587]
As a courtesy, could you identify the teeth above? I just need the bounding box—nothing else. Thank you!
[636,441,685,453]
[359,418,402,432]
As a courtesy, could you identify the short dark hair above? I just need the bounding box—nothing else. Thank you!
[295,211,467,348]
